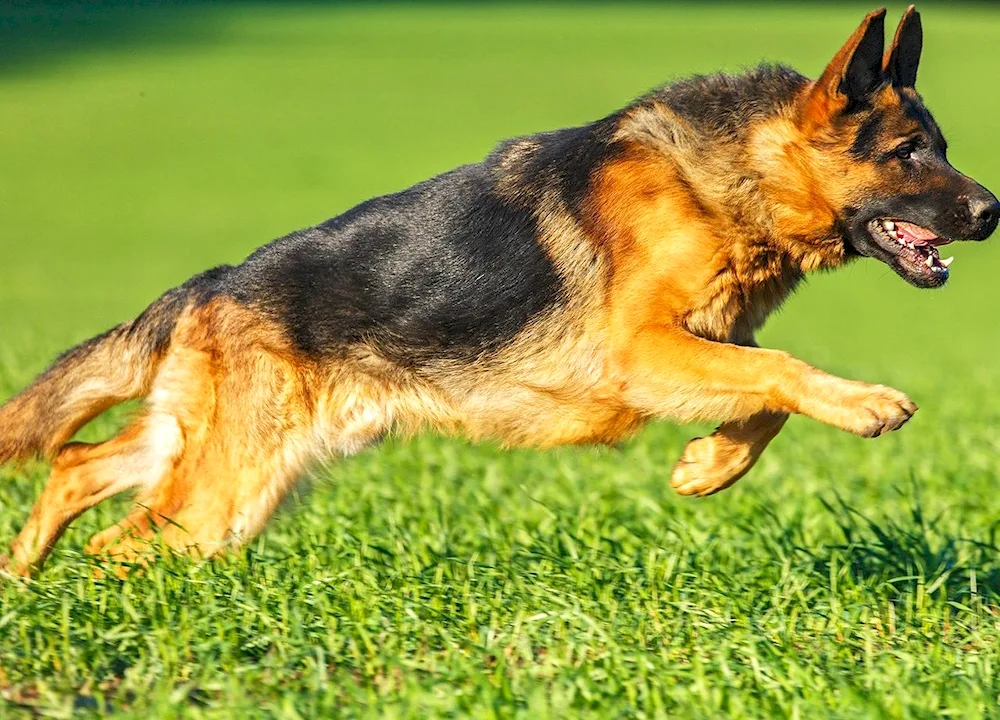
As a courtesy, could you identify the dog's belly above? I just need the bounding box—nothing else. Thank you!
[454,385,646,448]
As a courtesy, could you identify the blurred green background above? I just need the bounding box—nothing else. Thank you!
[3,2,1000,717]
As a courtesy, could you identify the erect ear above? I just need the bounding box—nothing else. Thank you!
[806,8,887,119]
[883,5,922,87]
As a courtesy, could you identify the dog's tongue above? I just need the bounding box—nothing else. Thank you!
[894,221,940,244]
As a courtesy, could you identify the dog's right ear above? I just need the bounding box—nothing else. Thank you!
[883,5,922,88]
[802,8,887,127]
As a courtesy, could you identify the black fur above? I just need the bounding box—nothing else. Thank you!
[221,162,564,364]
[168,65,819,367]
[840,12,886,104]
[899,92,947,153]
[492,119,623,220]
[651,64,808,139]
[850,111,884,159]
[886,10,923,88]
[846,88,946,164]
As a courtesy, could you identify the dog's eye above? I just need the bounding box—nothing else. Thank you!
[894,143,916,160]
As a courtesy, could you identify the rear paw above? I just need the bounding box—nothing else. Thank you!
[669,435,752,497]
[0,553,31,581]
[84,526,126,556]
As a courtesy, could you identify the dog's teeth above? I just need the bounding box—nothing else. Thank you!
[890,230,900,240]
[941,256,954,267]
[884,220,896,231]
[925,255,935,268]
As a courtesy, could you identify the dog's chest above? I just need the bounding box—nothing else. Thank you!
[450,323,646,447]
[685,249,802,344]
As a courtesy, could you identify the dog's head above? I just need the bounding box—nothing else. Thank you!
[782,6,998,288]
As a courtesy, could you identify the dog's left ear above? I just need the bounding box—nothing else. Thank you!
[883,5,922,88]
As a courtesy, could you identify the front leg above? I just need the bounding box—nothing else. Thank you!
[616,325,917,436]
[670,411,788,497]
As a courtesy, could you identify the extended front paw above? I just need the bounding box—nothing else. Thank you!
[804,381,917,438]
[847,384,918,437]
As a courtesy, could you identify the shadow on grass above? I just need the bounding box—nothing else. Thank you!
[791,490,1000,604]
[0,1,232,76]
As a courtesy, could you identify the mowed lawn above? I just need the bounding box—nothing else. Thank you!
[3,2,1000,717]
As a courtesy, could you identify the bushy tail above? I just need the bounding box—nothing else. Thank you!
[0,268,226,465]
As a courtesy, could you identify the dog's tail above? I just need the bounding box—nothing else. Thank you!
[0,267,229,465]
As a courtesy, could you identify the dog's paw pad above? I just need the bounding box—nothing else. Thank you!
[669,437,751,497]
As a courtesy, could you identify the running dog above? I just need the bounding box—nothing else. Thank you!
[1,6,996,576]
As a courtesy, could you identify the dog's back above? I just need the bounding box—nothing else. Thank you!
[221,161,564,364]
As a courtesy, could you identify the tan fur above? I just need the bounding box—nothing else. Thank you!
[670,411,788,497]
[0,330,160,464]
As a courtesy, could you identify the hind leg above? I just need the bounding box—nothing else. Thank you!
[85,328,360,564]
[83,503,176,563]
[84,298,395,570]
[2,413,182,576]
[86,385,391,568]
[84,437,313,567]
[669,411,787,497]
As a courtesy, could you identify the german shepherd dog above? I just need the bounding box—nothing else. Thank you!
[1,7,996,577]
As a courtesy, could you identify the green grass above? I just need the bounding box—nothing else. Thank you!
[3,2,1000,717]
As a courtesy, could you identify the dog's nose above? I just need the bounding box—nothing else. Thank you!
[962,190,1000,240]
[971,195,1000,226]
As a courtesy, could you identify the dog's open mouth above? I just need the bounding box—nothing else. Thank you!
[867,218,954,284]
